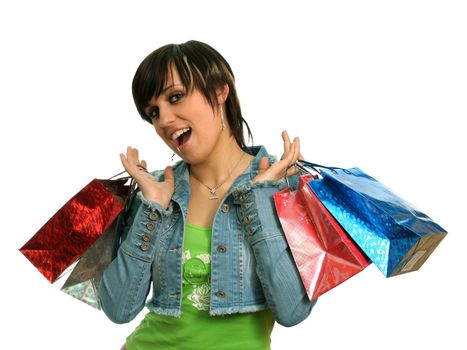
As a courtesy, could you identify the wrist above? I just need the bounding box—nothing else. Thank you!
[142,192,164,207]
[232,180,286,243]
[137,191,172,212]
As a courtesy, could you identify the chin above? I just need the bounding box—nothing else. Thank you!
[180,150,210,166]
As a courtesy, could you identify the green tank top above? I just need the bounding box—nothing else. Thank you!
[126,223,275,350]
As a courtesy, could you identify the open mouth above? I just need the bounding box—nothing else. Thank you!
[173,127,192,148]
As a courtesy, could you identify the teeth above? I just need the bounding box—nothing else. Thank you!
[171,128,190,141]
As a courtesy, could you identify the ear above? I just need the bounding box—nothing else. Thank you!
[216,83,230,104]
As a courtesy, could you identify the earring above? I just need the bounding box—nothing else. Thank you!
[171,153,175,162]
[220,106,226,130]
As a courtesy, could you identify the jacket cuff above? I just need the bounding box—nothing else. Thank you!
[232,179,287,244]
[119,192,174,262]
[136,191,174,217]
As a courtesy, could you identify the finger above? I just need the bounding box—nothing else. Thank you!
[133,147,140,165]
[141,159,148,170]
[120,153,132,174]
[276,141,296,174]
[126,146,134,165]
[288,138,302,175]
[127,146,139,166]
[282,130,291,157]
[286,138,299,162]
[258,157,269,175]
[278,141,299,178]
[293,137,300,164]
[293,151,305,172]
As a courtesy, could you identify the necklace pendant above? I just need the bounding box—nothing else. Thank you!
[209,188,219,200]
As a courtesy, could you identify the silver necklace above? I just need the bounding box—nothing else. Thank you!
[190,152,246,200]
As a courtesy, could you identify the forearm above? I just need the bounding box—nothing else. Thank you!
[232,179,317,327]
[99,192,174,324]
[99,243,152,324]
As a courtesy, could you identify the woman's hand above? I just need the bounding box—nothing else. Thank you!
[120,146,174,209]
[253,131,303,183]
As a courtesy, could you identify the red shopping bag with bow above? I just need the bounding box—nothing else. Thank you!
[19,175,132,283]
[274,174,370,300]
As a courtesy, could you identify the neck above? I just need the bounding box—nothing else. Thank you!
[189,136,250,187]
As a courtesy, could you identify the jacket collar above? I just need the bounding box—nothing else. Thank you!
[171,145,269,215]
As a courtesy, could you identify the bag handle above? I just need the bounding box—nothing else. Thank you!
[107,170,138,207]
[295,160,344,176]
[282,160,322,188]
[283,160,346,187]
[108,170,131,180]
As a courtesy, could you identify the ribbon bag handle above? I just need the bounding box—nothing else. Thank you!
[295,160,344,175]
[282,161,319,189]
[283,160,346,188]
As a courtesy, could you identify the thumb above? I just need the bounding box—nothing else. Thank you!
[258,157,269,174]
[164,166,174,185]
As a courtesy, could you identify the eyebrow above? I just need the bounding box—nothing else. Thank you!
[161,83,184,94]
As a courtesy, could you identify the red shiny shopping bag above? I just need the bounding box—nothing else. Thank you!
[19,176,131,283]
[274,174,370,300]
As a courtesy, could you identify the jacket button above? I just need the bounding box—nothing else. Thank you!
[140,242,150,251]
[215,290,226,298]
[217,245,226,253]
[149,211,159,220]
[146,222,156,231]
[142,234,151,242]
[248,226,256,235]
[221,203,229,213]
[244,215,253,223]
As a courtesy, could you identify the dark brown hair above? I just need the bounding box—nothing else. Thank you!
[132,40,253,151]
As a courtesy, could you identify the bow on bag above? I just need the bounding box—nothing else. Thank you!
[19,171,135,294]
[274,168,370,300]
[298,161,448,277]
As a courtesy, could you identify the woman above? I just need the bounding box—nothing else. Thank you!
[99,40,317,350]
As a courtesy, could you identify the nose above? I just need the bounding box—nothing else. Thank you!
[157,105,177,128]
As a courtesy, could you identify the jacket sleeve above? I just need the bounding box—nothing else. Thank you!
[231,176,317,327]
[98,190,174,324]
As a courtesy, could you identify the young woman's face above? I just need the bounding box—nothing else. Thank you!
[144,66,225,165]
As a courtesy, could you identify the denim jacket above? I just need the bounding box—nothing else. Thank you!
[99,146,317,327]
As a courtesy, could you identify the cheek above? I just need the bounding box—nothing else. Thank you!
[154,123,162,135]
[154,125,167,142]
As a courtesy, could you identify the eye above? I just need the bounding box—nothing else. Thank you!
[169,93,184,103]
[147,106,159,120]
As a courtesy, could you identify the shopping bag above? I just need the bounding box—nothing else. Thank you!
[274,174,369,300]
[60,181,137,309]
[301,161,447,277]
[19,175,132,283]
[60,219,119,309]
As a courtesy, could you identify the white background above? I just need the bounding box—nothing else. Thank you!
[1,1,466,349]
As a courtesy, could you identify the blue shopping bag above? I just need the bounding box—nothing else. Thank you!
[297,161,447,277]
